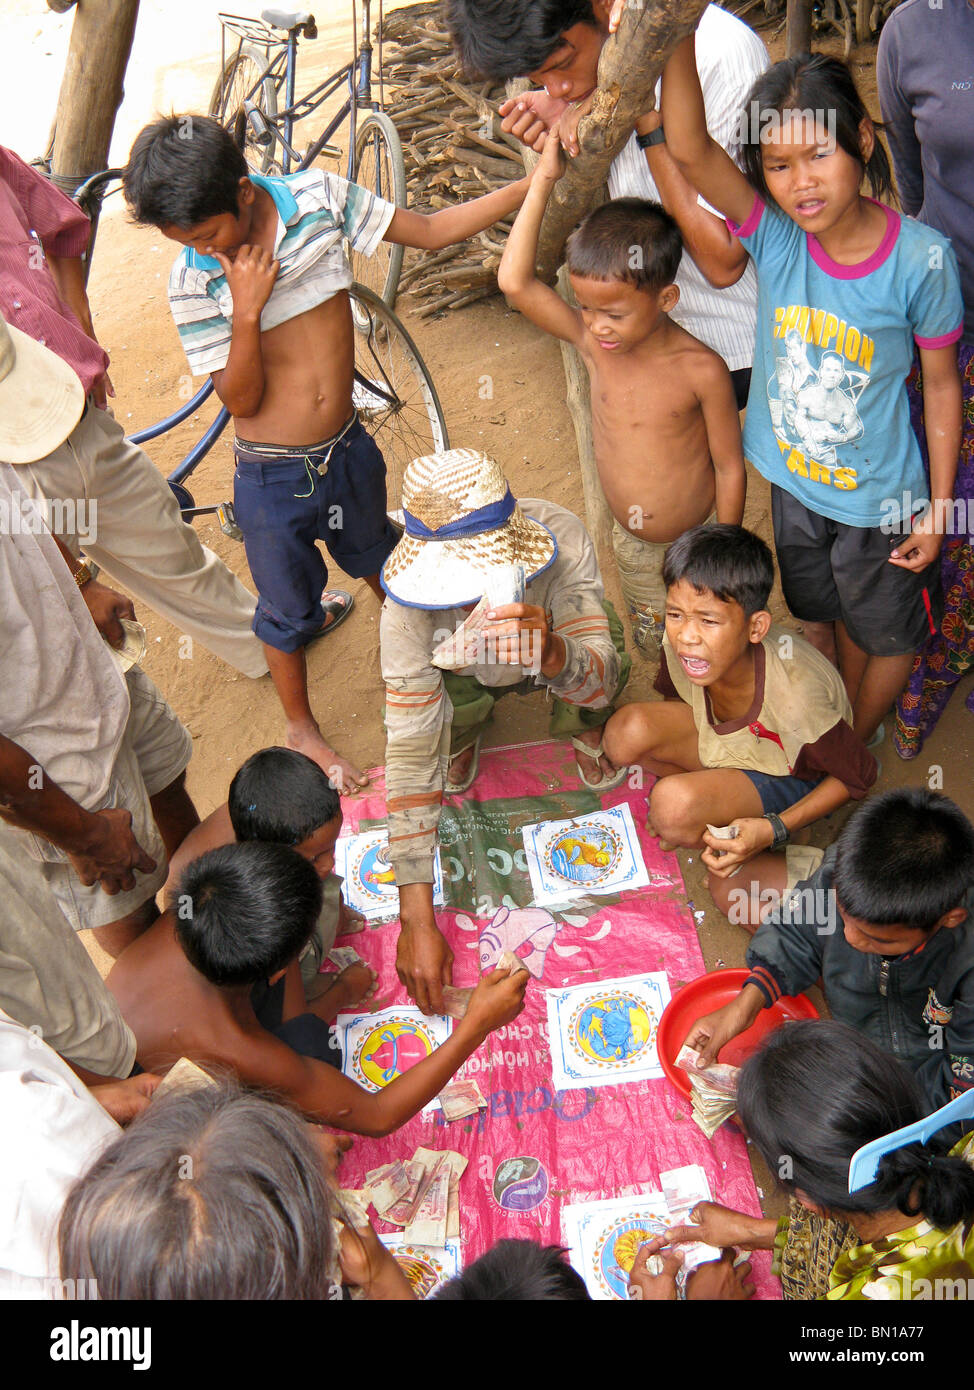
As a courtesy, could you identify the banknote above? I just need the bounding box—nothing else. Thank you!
[365,1160,412,1216]
[154,1056,217,1097]
[437,1078,488,1122]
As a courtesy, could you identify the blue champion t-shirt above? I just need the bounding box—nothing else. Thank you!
[730,195,963,527]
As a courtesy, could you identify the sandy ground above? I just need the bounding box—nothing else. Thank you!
[12,2,974,1214]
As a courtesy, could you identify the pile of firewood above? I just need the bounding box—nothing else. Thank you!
[378,1,525,316]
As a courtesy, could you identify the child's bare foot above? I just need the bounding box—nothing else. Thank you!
[310,962,378,1022]
[286,720,369,795]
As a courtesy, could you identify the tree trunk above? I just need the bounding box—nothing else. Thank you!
[50,0,140,197]
[786,0,814,54]
[855,0,871,43]
[534,0,711,281]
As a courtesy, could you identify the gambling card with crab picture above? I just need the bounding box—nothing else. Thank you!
[545,971,671,1091]
[520,804,650,907]
[335,828,445,921]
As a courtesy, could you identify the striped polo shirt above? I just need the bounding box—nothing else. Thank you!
[167,169,396,376]
[607,3,767,371]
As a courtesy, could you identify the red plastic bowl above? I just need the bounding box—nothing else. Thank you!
[658,968,819,1103]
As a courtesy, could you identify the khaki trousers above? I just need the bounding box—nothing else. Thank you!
[18,406,267,678]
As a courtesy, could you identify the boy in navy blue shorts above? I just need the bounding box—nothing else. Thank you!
[603,524,877,882]
[124,116,533,792]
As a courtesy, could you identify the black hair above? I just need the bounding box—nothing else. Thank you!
[738,53,893,204]
[432,1240,591,1300]
[566,198,682,293]
[662,524,774,617]
[737,1021,974,1230]
[174,841,322,986]
[228,746,341,847]
[833,788,974,934]
[123,115,248,228]
[58,1082,337,1299]
[446,0,596,80]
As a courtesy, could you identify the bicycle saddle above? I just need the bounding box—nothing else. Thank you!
[261,8,316,33]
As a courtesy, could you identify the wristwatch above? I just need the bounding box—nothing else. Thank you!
[763,810,790,849]
[73,559,95,589]
[636,125,665,149]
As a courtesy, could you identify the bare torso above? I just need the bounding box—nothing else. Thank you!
[106,912,305,1074]
[582,321,722,542]
[235,290,356,446]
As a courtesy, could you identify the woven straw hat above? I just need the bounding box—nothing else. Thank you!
[382,449,557,609]
[0,316,84,463]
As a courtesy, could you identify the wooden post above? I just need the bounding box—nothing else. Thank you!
[786,0,814,54]
[557,267,613,560]
[534,0,710,281]
[49,0,140,197]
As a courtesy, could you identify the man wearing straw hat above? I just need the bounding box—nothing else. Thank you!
[381,448,630,1012]
[0,313,197,965]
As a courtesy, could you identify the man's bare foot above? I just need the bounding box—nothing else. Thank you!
[447,743,476,787]
[286,720,369,795]
[573,728,624,788]
[310,961,378,1022]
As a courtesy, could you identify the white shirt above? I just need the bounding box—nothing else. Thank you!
[607,4,768,371]
[0,1008,118,1299]
[0,461,129,808]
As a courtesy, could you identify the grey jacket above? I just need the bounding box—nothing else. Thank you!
[744,845,974,1111]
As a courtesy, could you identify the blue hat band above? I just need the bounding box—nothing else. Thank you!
[402,488,515,542]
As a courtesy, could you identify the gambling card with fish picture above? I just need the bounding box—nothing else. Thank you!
[521,805,651,908]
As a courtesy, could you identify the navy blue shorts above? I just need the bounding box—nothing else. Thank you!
[233,418,399,652]
[741,768,821,815]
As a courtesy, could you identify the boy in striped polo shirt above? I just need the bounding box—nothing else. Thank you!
[124,116,533,793]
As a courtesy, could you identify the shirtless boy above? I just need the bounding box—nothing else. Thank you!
[107,840,527,1134]
[124,117,534,791]
[498,132,746,655]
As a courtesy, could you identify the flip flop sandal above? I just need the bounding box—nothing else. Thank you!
[445,731,483,795]
[307,589,354,644]
[571,734,627,791]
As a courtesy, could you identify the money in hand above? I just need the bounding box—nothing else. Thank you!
[437,1078,488,1122]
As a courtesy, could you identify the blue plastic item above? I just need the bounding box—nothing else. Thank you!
[848,1089,974,1193]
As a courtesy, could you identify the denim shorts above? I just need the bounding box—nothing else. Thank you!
[741,768,821,815]
[233,417,398,652]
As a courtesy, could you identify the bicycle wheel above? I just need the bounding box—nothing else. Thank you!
[349,284,448,518]
[209,46,279,175]
[350,111,406,313]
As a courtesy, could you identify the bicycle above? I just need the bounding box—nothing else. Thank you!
[74,168,449,534]
[209,1,406,313]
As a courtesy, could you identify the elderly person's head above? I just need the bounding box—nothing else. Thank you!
[58,1081,339,1299]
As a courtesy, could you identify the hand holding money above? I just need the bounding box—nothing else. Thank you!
[463,966,529,1039]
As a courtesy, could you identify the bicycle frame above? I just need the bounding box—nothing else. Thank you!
[220,0,380,176]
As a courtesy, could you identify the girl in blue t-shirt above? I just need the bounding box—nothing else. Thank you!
[656,27,963,745]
